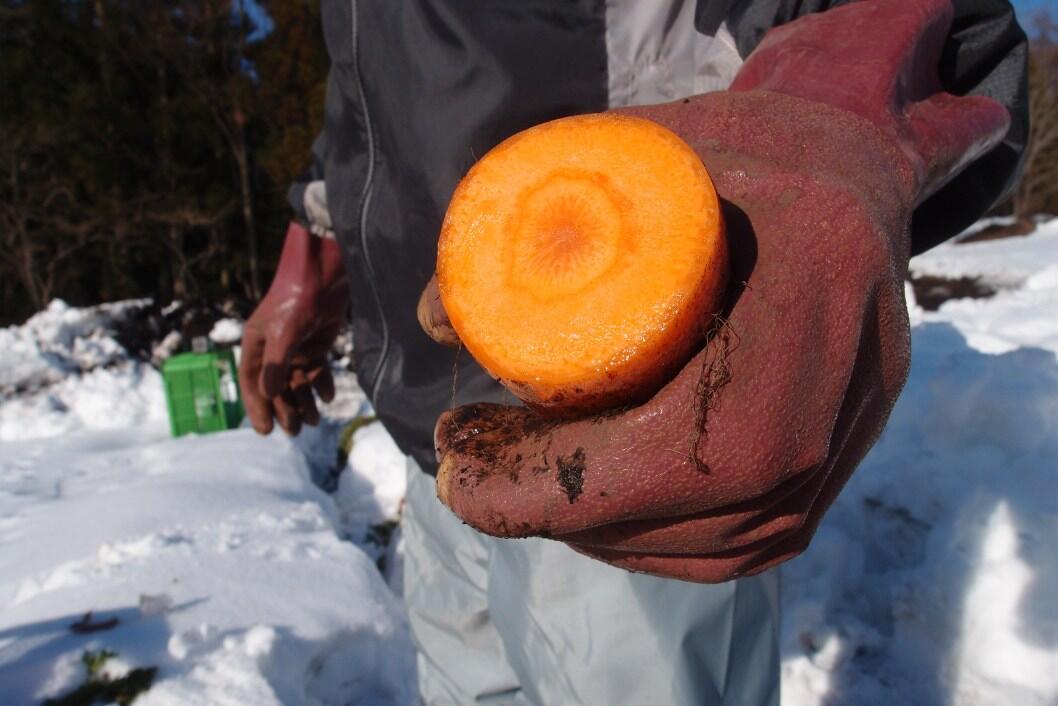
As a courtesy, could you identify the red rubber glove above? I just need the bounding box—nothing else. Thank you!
[421,0,1009,582]
[239,222,348,435]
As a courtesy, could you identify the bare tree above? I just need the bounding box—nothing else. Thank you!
[1015,13,1058,220]
[145,0,262,300]
[0,132,100,310]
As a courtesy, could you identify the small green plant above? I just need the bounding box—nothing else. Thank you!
[82,650,117,679]
[43,649,157,706]
[335,415,378,469]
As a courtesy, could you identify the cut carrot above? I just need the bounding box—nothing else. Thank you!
[437,113,727,415]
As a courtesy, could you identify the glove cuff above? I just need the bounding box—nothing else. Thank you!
[274,221,347,293]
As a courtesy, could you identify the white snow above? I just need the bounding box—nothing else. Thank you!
[908,218,1058,358]
[1,218,1057,705]
[333,422,406,537]
[910,216,1058,290]
[781,320,1058,705]
[781,219,1058,705]
[0,299,146,395]
[209,319,244,346]
[0,363,167,443]
[0,316,415,704]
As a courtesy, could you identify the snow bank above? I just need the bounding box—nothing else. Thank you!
[330,421,409,593]
[0,298,413,705]
[782,322,1058,705]
[0,427,415,706]
[782,226,1058,705]
[0,363,167,442]
[0,300,146,395]
[916,262,1058,357]
[0,299,172,442]
[333,422,406,538]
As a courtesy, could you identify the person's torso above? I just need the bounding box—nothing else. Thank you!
[320,0,743,470]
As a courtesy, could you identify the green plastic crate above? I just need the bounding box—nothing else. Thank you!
[162,349,244,437]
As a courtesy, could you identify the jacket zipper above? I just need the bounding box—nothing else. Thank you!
[350,0,390,404]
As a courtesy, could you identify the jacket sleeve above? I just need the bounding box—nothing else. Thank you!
[287,132,335,238]
[698,0,1030,254]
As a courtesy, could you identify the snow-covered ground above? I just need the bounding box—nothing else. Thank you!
[785,218,1058,705]
[2,219,1057,705]
[0,306,414,705]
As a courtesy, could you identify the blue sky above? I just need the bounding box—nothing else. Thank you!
[1013,0,1056,36]
[1012,0,1054,15]
[240,0,273,42]
[238,0,1052,42]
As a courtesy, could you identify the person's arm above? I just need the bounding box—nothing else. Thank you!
[422,0,1016,582]
[705,0,1029,252]
[238,129,349,436]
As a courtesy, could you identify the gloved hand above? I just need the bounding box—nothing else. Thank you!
[239,222,348,435]
[421,0,1009,582]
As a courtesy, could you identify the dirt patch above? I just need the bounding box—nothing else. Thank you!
[910,275,997,311]
[556,448,586,503]
[959,218,1036,244]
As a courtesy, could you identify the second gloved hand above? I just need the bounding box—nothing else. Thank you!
[239,222,348,436]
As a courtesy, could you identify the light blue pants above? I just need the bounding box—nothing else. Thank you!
[402,458,780,706]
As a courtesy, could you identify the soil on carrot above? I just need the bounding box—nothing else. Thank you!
[556,448,587,503]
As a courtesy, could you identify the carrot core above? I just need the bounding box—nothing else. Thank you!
[509,171,623,300]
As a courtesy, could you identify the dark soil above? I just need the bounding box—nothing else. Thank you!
[909,275,997,312]
[556,448,586,503]
[104,297,353,370]
[110,298,252,360]
[958,218,1036,244]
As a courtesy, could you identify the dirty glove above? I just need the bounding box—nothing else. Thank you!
[240,222,348,435]
[421,0,1010,582]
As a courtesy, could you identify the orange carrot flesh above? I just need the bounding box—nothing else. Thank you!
[438,113,727,414]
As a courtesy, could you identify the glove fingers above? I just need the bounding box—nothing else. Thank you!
[238,325,275,435]
[434,309,842,539]
[908,93,1011,202]
[260,326,299,399]
[434,403,542,461]
[571,318,893,558]
[297,387,321,427]
[310,366,336,404]
[568,532,801,584]
[557,464,825,554]
[433,327,737,538]
[418,273,461,347]
[273,389,303,436]
[435,402,649,538]
[289,370,321,427]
